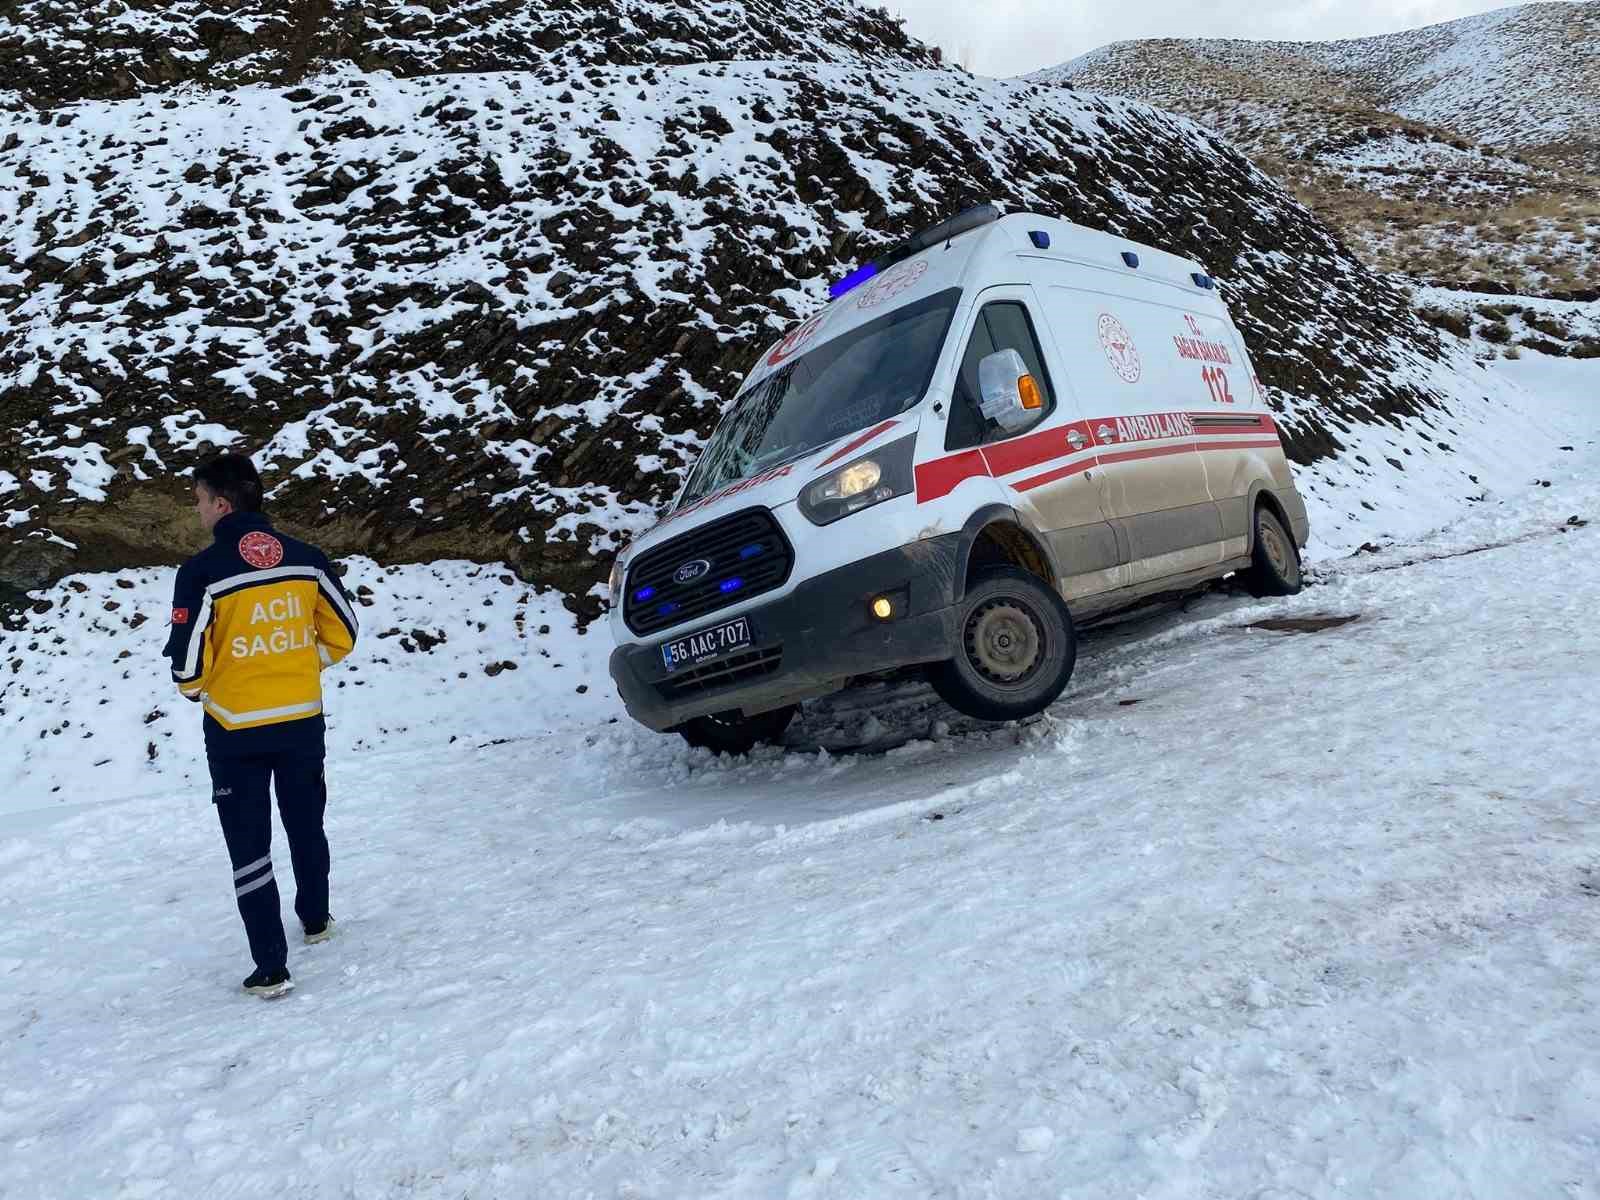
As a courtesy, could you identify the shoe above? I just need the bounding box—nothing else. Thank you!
[242,967,294,998]
[303,916,335,945]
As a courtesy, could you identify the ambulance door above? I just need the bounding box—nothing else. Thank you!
[1033,265,1224,584]
[941,287,1121,599]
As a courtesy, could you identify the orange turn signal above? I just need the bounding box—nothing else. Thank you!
[1018,373,1043,410]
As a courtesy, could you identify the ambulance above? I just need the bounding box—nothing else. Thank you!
[607,205,1310,752]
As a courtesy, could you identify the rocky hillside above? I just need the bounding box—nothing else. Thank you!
[0,0,941,101]
[0,0,1493,613]
[1040,2,1600,295]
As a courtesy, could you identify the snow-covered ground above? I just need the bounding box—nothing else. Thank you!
[1,356,1596,1197]
[0,559,619,811]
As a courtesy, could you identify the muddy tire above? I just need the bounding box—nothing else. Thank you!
[1241,506,1303,597]
[928,567,1077,722]
[677,705,797,756]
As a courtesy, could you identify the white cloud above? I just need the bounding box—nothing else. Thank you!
[887,0,1570,76]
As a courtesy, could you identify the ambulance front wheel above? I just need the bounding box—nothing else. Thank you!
[929,567,1077,722]
[676,704,797,756]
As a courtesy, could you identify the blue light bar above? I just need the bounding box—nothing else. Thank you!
[1029,230,1050,249]
[739,542,764,559]
[719,577,744,593]
[633,586,656,603]
[1121,251,1140,268]
[829,262,879,300]
[1191,272,1215,289]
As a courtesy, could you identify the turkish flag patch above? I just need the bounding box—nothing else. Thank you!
[172,608,189,625]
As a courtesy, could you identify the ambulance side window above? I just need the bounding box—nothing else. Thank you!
[945,301,1055,452]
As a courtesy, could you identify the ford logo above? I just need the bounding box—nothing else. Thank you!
[673,558,712,585]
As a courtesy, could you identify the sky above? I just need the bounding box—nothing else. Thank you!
[886,0,1545,75]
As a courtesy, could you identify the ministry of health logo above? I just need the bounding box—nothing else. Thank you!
[1097,313,1142,384]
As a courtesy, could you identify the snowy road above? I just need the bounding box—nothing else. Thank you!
[4,423,1599,1196]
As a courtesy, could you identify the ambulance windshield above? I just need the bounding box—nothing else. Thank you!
[680,288,960,505]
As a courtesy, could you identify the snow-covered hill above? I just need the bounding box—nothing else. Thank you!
[0,0,941,101]
[0,0,1520,612]
[1041,2,1600,293]
[1057,2,1600,157]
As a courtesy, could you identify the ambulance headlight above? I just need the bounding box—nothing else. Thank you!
[826,460,882,499]
[608,551,627,602]
[800,434,917,526]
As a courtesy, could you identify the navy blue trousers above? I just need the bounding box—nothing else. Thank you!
[208,719,330,974]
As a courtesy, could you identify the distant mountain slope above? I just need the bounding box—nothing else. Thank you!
[0,1,1502,609]
[1041,2,1600,294]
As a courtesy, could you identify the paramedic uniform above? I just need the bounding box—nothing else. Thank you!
[163,511,359,974]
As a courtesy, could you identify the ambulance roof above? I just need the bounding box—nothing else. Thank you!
[741,209,1218,394]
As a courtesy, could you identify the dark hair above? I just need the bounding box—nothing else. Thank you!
[194,453,264,513]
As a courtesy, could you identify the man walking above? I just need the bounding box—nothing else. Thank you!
[163,453,360,998]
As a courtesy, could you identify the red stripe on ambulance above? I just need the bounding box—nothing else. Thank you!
[816,419,899,469]
[914,449,990,502]
[980,420,1097,477]
[914,409,1283,503]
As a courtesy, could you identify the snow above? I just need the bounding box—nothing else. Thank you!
[2,357,1598,1196]
[1289,345,1595,557]
[1492,349,1600,400]
[0,561,617,803]
[1415,287,1600,357]
[34,442,115,502]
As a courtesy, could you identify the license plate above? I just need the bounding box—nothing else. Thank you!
[660,616,754,673]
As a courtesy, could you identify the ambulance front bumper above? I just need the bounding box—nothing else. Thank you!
[609,535,963,732]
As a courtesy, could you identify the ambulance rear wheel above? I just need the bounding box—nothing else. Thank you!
[677,705,796,756]
[1242,506,1302,597]
[929,567,1077,722]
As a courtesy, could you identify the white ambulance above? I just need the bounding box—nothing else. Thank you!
[607,205,1309,752]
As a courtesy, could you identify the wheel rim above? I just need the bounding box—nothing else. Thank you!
[964,598,1045,685]
[1261,521,1293,579]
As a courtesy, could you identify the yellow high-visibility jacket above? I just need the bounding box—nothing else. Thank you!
[163,512,359,733]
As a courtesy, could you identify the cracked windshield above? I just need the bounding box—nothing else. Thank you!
[680,288,961,503]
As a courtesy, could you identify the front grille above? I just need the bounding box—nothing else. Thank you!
[623,508,793,637]
[656,647,783,700]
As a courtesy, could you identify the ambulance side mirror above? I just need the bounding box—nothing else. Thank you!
[977,348,1044,434]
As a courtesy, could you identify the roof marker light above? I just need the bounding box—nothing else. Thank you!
[1192,272,1215,289]
[1121,251,1140,268]
[1029,230,1050,249]
[829,262,879,300]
